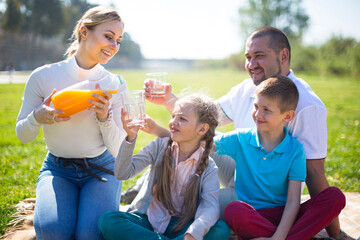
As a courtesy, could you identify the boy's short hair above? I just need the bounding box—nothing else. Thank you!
[255,75,299,113]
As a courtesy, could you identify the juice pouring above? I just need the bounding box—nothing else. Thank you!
[51,75,120,117]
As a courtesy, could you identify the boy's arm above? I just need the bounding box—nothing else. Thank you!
[269,180,301,240]
[140,115,170,138]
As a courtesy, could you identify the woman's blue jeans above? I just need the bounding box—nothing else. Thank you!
[98,211,231,240]
[33,151,122,240]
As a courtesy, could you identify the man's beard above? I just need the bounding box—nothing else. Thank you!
[253,58,282,86]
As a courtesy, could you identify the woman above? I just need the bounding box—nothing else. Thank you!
[16,6,127,240]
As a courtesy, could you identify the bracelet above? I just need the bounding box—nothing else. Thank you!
[336,230,348,240]
[95,109,113,128]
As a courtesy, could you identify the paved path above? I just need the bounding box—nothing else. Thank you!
[0,71,29,84]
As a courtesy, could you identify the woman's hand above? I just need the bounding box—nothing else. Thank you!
[88,87,112,121]
[184,233,196,240]
[121,108,140,142]
[34,90,69,124]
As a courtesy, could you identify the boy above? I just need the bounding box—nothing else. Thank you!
[213,75,345,240]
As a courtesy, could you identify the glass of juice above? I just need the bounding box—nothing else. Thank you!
[122,90,146,127]
[51,75,121,117]
[145,72,168,97]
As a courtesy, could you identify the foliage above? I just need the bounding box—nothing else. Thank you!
[227,52,245,71]
[239,0,309,40]
[319,37,360,77]
[0,0,143,71]
[1,70,359,235]
[61,0,97,41]
[1,0,22,32]
[291,42,319,73]
[113,33,143,68]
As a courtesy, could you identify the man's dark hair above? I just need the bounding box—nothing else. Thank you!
[249,27,291,64]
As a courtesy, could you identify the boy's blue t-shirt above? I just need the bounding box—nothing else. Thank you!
[214,127,306,209]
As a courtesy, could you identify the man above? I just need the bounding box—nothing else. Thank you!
[127,27,354,240]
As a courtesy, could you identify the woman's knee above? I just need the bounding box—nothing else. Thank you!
[34,218,75,240]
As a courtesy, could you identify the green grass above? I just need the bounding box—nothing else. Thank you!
[1,69,359,235]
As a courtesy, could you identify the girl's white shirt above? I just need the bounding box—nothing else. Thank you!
[16,55,128,158]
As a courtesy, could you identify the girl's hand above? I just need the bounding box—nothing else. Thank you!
[34,90,69,124]
[251,237,272,240]
[121,108,140,142]
[143,79,172,105]
[184,233,196,240]
[88,84,112,121]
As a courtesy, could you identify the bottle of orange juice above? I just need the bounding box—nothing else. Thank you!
[51,75,120,117]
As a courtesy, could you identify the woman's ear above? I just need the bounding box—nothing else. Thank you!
[283,110,295,123]
[198,123,210,136]
[80,26,87,40]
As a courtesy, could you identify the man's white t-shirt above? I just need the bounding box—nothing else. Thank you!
[218,70,327,160]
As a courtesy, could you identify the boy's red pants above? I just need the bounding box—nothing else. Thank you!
[224,187,345,240]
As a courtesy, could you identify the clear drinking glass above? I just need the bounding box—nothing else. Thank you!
[146,72,168,97]
[122,90,146,127]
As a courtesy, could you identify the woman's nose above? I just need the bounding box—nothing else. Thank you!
[110,39,118,49]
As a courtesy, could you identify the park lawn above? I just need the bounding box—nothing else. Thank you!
[0,69,359,235]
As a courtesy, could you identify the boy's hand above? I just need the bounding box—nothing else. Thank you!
[140,115,170,138]
[140,115,157,134]
[121,108,140,142]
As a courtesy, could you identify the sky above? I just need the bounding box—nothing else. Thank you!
[90,0,360,59]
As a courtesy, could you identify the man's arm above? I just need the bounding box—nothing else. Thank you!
[144,81,178,113]
[306,159,353,240]
[306,159,329,198]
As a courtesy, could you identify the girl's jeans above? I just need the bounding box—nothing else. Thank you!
[98,211,231,240]
[33,151,122,240]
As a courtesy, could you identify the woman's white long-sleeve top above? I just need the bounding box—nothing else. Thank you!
[16,56,128,158]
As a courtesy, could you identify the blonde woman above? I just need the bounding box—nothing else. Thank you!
[16,6,127,240]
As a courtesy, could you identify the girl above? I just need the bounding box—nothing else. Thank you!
[98,95,230,240]
[16,6,127,240]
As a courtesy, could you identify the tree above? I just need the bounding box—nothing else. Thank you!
[239,0,309,41]
[31,0,64,37]
[1,0,23,32]
[62,0,97,41]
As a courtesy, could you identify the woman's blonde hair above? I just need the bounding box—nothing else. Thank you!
[65,6,122,58]
[152,94,219,233]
